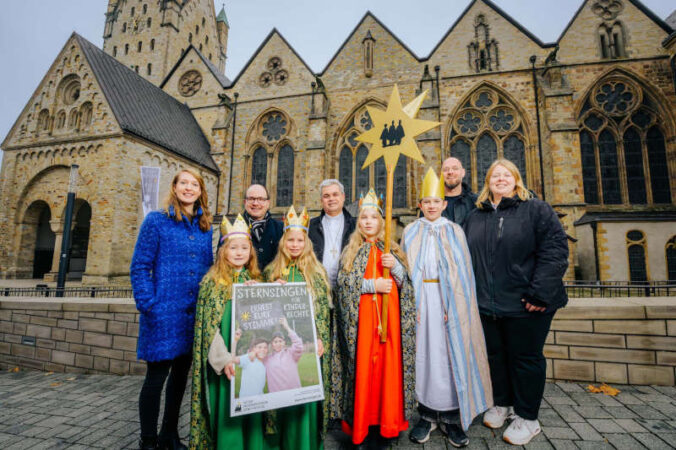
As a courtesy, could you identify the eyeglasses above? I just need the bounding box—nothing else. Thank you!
[245,197,269,203]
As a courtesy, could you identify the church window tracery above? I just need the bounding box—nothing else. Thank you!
[259,57,288,88]
[178,70,202,97]
[252,146,267,187]
[449,87,528,191]
[338,105,407,207]
[626,230,648,283]
[578,76,672,205]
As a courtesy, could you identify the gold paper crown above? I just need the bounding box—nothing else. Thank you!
[220,214,251,242]
[420,167,445,199]
[359,188,383,214]
[283,206,310,232]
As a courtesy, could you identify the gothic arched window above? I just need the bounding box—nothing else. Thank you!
[252,147,267,187]
[646,127,670,204]
[578,76,672,205]
[449,88,528,192]
[626,230,648,283]
[336,106,408,206]
[276,145,294,207]
[339,146,353,202]
[667,236,676,281]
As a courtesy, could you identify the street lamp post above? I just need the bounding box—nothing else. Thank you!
[56,164,79,297]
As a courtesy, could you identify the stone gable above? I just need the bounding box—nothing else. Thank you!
[558,0,671,64]
[320,14,421,90]
[229,31,316,103]
[427,0,549,77]
[3,34,120,151]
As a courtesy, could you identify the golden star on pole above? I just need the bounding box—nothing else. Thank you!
[356,84,441,169]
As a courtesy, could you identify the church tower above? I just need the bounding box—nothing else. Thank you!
[102,0,229,86]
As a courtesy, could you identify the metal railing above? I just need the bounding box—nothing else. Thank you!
[564,280,675,298]
[0,281,673,300]
[1,285,133,298]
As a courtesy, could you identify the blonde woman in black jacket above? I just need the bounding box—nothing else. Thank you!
[463,159,568,446]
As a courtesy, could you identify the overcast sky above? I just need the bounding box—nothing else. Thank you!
[1,0,674,164]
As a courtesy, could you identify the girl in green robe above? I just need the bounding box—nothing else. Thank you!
[190,215,271,450]
[263,206,331,450]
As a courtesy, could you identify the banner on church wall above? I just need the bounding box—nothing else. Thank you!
[230,282,324,417]
[140,166,161,217]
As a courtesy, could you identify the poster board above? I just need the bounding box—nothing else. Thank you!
[230,282,324,416]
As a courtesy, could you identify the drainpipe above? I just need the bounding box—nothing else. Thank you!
[434,65,441,123]
[226,92,238,216]
[530,55,546,201]
[591,221,600,283]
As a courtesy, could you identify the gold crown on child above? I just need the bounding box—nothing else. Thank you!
[359,188,383,214]
[220,214,251,241]
[283,206,309,232]
[420,167,445,199]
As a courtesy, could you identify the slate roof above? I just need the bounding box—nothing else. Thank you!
[74,33,219,172]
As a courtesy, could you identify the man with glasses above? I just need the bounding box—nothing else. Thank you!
[441,157,477,227]
[240,184,283,270]
[308,180,356,288]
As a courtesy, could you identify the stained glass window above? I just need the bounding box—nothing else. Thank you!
[393,158,407,208]
[598,130,621,204]
[503,135,526,186]
[628,244,647,283]
[355,145,370,199]
[667,237,676,282]
[450,139,471,185]
[476,134,497,189]
[623,128,646,204]
[252,147,267,187]
[374,158,386,198]
[276,145,294,206]
[339,146,353,203]
[579,131,598,204]
[646,127,671,204]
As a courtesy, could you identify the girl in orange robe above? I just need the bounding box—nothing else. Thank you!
[331,189,417,448]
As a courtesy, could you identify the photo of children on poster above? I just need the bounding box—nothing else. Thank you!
[230,282,324,417]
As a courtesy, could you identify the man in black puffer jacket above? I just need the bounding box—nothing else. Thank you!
[441,157,477,227]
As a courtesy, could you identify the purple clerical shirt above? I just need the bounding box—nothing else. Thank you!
[263,330,303,392]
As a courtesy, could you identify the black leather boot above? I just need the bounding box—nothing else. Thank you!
[139,435,157,450]
[158,433,188,450]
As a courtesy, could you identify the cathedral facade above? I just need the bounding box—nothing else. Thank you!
[1,0,675,284]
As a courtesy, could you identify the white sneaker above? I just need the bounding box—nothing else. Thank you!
[483,406,514,428]
[502,416,541,445]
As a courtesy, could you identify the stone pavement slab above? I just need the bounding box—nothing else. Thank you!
[1,369,675,449]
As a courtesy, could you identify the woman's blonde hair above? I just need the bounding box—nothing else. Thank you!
[163,169,213,232]
[341,209,408,272]
[204,237,260,286]
[267,230,332,307]
[476,158,532,209]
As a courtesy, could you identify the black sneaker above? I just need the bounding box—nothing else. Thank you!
[409,418,437,443]
[442,423,469,448]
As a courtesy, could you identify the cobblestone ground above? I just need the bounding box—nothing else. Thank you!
[1,370,676,449]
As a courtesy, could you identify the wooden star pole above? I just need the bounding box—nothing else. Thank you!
[356,85,440,342]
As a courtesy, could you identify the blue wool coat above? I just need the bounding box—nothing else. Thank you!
[130,206,213,362]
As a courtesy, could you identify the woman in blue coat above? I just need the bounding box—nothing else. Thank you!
[130,169,214,450]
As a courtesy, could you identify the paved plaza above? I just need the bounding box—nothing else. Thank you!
[1,369,675,449]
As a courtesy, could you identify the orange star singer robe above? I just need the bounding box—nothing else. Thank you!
[341,244,409,444]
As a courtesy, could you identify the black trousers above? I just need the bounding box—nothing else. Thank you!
[480,313,553,420]
[139,353,192,439]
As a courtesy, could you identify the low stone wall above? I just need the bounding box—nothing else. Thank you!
[0,298,144,375]
[544,297,675,386]
[1,297,675,384]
